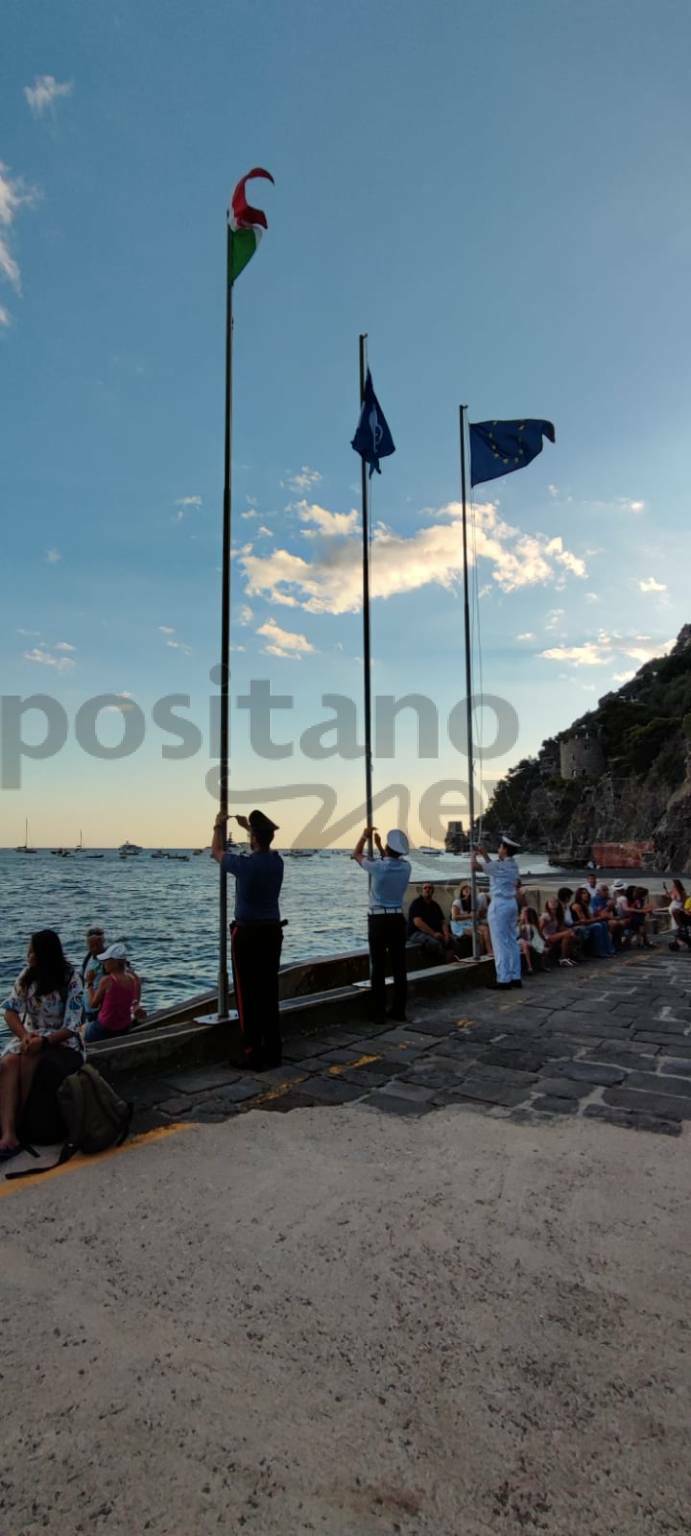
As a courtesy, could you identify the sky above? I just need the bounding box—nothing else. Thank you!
[1,0,689,847]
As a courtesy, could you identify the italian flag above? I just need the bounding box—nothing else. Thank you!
[229,167,274,284]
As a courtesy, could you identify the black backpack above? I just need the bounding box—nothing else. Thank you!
[8,1064,132,1180]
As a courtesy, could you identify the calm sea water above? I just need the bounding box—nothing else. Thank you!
[0,846,555,1027]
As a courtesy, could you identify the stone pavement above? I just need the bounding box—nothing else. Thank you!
[120,945,691,1140]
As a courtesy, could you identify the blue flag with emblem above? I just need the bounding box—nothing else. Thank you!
[351,369,396,478]
[470,419,555,487]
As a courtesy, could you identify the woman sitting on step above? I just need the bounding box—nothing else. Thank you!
[539,898,578,967]
[0,930,84,1163]
[569,888,615,957]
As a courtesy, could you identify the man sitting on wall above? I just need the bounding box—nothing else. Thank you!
[407,883,460,964]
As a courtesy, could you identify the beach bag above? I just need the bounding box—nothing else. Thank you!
[7,1065,132,1180]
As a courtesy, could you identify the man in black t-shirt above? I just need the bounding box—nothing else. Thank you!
[407,883,459,964]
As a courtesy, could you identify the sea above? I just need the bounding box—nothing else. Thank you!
[0,845,557,1035]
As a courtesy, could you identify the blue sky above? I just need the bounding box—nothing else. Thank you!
[1,0,689,845]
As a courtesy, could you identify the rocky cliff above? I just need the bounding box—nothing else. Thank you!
[483,624,691,872]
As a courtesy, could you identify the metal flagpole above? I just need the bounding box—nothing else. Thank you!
[218,222,234,1018]
[359,334,374,859]
[459,405,479,959]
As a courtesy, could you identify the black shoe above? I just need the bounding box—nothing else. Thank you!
[387,1011,409,1023]
[510,980,523,989]
[493,981,512,990]
[262,1051,283,1070]
[243,1048,266,1073]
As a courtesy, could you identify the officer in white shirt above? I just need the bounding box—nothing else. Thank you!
[352,826,411,1024]
[473,834,522,988]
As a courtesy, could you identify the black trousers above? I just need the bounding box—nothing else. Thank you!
[368,913,407,1021]
[230,920,283,1058]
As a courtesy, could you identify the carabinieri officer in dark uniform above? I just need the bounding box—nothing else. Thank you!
[212,809,284,1071]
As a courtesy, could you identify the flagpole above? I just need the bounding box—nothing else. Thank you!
[218,222,234,1018]
[359,334,374,859]
[459,405,479,959]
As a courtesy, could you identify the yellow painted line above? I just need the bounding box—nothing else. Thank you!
[0,1121,196,1200]
[248,1076,307,1107]
[328,1050,380,1075]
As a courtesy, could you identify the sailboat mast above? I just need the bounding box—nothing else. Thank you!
[459,405,479,959]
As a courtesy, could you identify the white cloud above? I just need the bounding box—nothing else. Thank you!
[541,642,611,667]
[159,623,192,653]
[102,692,137,714]
[297,501,359,539]
[516,632,536,642]
[17,627,40,637]
[241,509,258,520]
[45,547,62,564]
[23,646,74,672]
[284,466,322,494]
[613,670,635,684]
[174,495,202,524]
[54,641,76,652]
[257,618,315,659]
[0,162,38,301]
[24,75,73,117]
[0,305,10,328]
[624,499,645,514]
[544,608,565,632]
[638,577,667,594]
[584,592,600,604]
[547,484,559,498]
[239,605,253,626]
[540,631,675,672]
[258,525,273,538]
[240,500,587,617]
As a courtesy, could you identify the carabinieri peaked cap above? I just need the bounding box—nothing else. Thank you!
[499,832,521,850]
[249,809,279,836]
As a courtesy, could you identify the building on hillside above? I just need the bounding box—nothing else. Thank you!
[559,728,606,780]
[445,820,467,853]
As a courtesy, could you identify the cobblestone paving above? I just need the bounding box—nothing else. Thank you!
[125,946,691,1139]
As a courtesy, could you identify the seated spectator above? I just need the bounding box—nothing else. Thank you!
[569,887,615,956]
[451,883,493,956]
[667,879,691,951]
[450,898,471,940]
[519,906,546,973]
[81,922,106,1028]
[612,882,649,947]
[407,883,460,964]
[557,887,575,923]
[85,943,141,1042]
[634,887,654,948]
[590,883,626,948]
[0,930,84,1162]
[539,898,577,966]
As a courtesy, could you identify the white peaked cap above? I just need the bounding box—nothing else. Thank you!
[387,829,410,855]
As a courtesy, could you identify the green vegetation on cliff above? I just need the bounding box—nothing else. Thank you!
[482,625,691,867]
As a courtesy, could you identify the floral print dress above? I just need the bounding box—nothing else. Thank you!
[1,969,85,1059]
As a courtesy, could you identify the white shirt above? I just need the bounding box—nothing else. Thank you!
[359,855,411,912]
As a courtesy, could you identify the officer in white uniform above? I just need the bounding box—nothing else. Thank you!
[352,826,411,1023]
[473,834,522,988]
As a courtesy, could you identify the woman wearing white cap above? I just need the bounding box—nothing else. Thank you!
[472,835,522,988]
[352,826,411,1024]
[85,944,141,1042]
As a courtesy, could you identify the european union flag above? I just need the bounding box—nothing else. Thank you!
[470,419,555,487]
[352,369,396,477]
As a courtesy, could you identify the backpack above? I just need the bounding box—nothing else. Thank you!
[7,1064,132,1180]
